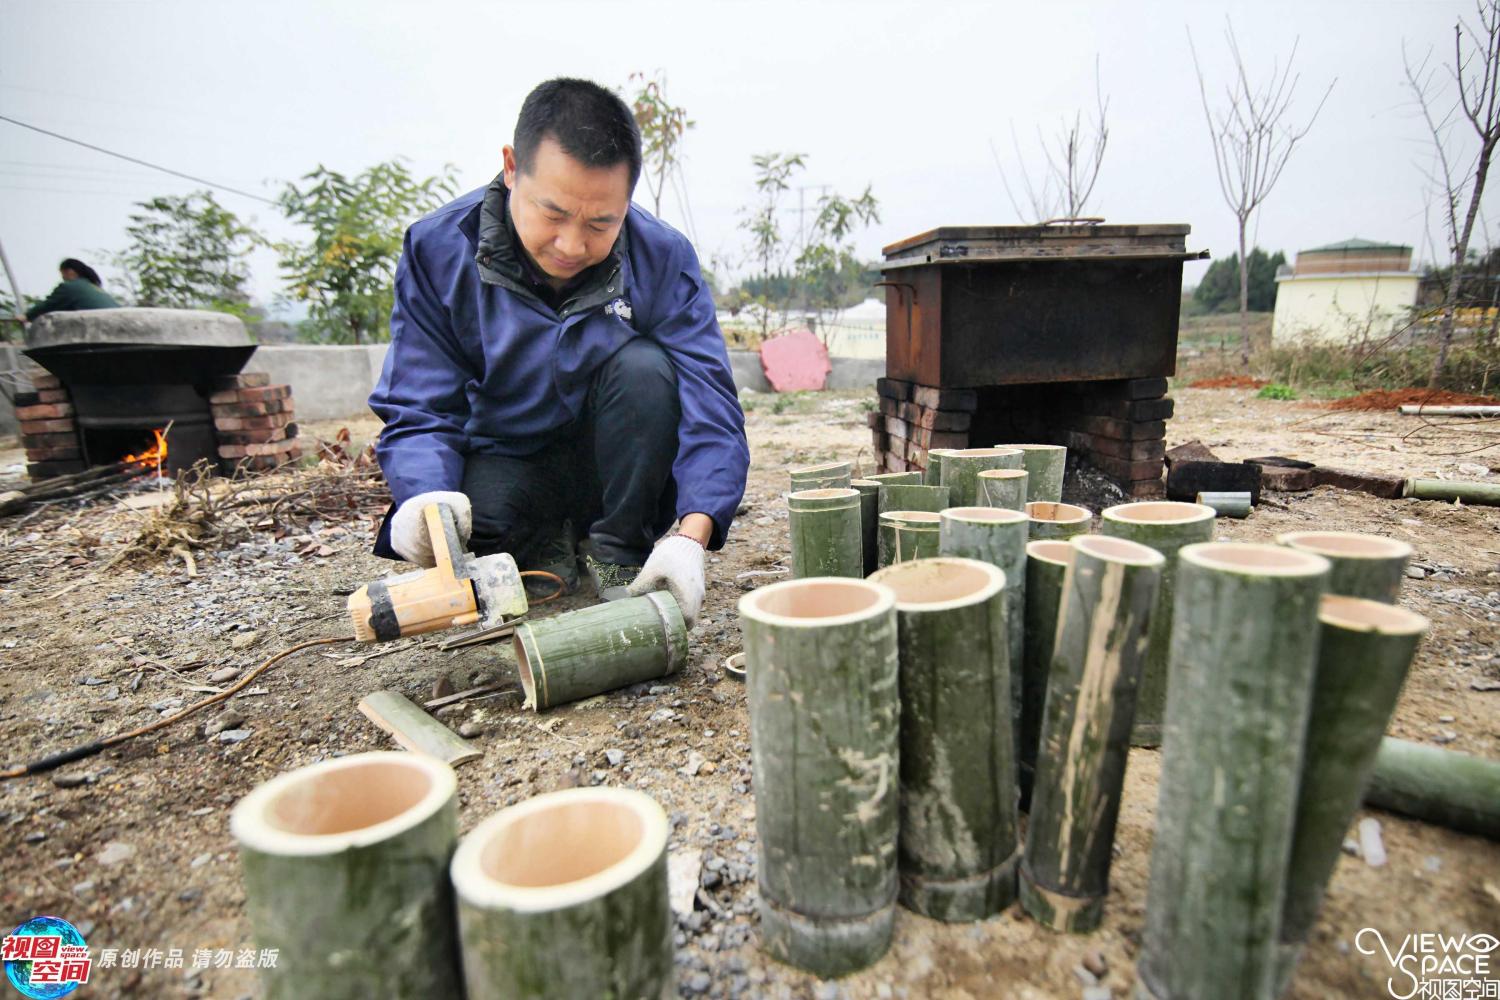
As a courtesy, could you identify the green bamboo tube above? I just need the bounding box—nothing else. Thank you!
[1020,540,1075,811]
[1009,444,1067,503]
[1196,491,1251,518]
[1021,535,1164,933]
[230,752,462,999]
[867,558,1018,921]
[851,479,881,577]
[977,468,1029,511]
[1403,477,1500,505]
[1099,501,1217,747]
[879,510,942,567]
[1137,542,1330,1000]
[877,482,950,514]
[939,447,1023,507]
[740,577,900,976]
[1026,501,1091,540]
[789,461,852,491]
[924,448,956,486]
[789,487,863,579]
[450,787,673,1000]
[867,471,923,486]
[1365,737,1500,839]
[1275,531,1413,603]
[939,506,1029,760]
[514,592,687,711]
[1277,596,1429,991]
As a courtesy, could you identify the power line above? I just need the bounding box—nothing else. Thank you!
[0,113,278,206]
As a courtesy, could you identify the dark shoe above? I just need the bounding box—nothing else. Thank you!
[526,521,579,597]
[583,552,641,601]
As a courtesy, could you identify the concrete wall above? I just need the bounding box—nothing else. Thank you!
[1272,273,1422,343]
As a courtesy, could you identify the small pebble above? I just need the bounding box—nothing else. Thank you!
[51,773,90,789]
[458,722,484,739]
[1439,714,1456,723]
[209,667,240,684]
[191,852,213,868]
[685,971,712,994]
[605,748,625,768]
[217,729,253,744]
[1082,988,1112,1000]
[97,841,136,865]
[1434,729,1458,744]
[1082,951,1108,979]
[1404,566,1427,580]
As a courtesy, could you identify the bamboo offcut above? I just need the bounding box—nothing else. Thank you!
[879,510,942,566]
[1020,541,1075,811]
[1021,535,1164,933]
[450,788,673,1000]
[939,448,1023,507]
[514,592,687,711]
[868,558,1018,921]
[1276,531,1413,603]
[1277,596,1428,990]
[789,488,863,579]
[1404,477,1500,505]
[1365,737,1500,839]
[1196,491,1251,518]
[230,752,462,999]
[1137,543,1330,1000]
[740,578,900,976]
[851,479,882,576]
[977,468,1029,511]
[789,461,852,491]
[1099,501,1217,747]
[1010,444,1067,503]
[1026,501,1091,540]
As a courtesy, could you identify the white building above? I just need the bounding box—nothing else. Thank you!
[1272,239,1422,343]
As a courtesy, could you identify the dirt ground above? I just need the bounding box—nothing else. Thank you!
[1,384,1497,999]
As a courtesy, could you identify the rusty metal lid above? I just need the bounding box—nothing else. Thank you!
[881,222,1205,269]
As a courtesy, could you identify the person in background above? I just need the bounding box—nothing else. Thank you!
[24,258,119,321]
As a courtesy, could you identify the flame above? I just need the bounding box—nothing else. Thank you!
[123,428,169,471]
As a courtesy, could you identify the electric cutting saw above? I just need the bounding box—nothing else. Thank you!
[347,502,528,642]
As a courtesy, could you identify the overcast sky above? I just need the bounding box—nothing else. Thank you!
[0,0,1485,309]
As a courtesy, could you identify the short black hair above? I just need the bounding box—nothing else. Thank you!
[60,258,102,287]
[513,78,641,190]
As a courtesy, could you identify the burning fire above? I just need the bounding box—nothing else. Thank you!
[123,428,169,471]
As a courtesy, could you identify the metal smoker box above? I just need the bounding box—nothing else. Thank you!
[879,224,1206,388]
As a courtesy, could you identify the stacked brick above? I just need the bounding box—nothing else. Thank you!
[210,372,301,473]
[871,376,1171,499]
[16,373,85,480]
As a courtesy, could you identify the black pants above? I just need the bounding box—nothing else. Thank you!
[462,337,680,568]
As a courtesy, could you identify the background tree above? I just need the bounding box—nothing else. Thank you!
[1189,20,1334,367]
[993,57,1109,222]
[794,187,881,340]
[623,70,695,226]
[1405,0,1500,382]
[739,152,806,337]
[276,160,457,344]
[111,191,261,315]
[1193,247,1286,313]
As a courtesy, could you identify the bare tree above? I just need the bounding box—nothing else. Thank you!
[1405,0,1500,384]
[992,58,1110,223]
[1189,21,1334,367]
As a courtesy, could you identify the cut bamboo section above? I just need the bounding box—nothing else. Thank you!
[451,787,673,1000]
[1099,500,1216,747]
[1137,543,1330,1000]
[1021,541,1075,811]
[877,482,950,514]
[939,507,1029,761]
[1277,596,1428,990]
[514,592,687,711]
[231,752,462,999]
[789,461,852,491]
[924,448,957,486]
[1021,535,1164,932]
[359,690,482,766]
[851,479,881,576]
[1009,444,1067,503]
[939,447,1023,507]
[867,471,924,486]
[1196,490,1250,518]
[1403,477,1500,505]
[1026,501,1091,540]
[867,558,1018,921]
[789,487,863,579]
[1275,531,1413,603]
[879,510,942,567]
[977,468,1029,511]
[740,578,900,976]
[1365,737,1500,839]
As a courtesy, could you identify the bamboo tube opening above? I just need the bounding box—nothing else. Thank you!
[1180,542,1330,576]
[1278,531,1414,561]
[1012,443,1066,453]
[452,788,668,914]
[1102,501,1215,524]
[791,488,858,501]
[1026,502,1090,524]
[978,469,1028,480]
[942,505,1028,524]
[231,751,456,856]
[791,461,848,476]
[1074,535,1165,566]
[850,479,880,487]
[515,631,538,703]
[741,577,895,625]
[880,510,942,524]
[1319,594,1430,635]
[868,557,1005,608]
[1027,539,1076,565]
[950,447,1022,458]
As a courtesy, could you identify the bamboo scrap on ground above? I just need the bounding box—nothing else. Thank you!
[514,593,687,711]
[1403,478,1500,506]
[1365,737,1500,840]
[359,690,482,766]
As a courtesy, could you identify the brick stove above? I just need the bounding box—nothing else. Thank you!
[17,308,300,481]
[873,224,1205,496]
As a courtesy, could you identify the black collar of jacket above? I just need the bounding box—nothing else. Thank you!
[473,174,628,320]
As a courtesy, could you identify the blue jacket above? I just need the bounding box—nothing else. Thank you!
[370,180,749,553]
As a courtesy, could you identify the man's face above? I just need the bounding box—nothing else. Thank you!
[503,136,631,288]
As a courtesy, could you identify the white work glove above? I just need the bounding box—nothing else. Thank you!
[627,535,706,628]
[390,490,472,567]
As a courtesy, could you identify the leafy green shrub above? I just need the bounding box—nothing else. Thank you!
[1256,383,1298,400]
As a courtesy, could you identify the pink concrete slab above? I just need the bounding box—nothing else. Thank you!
[760,328,831,392]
